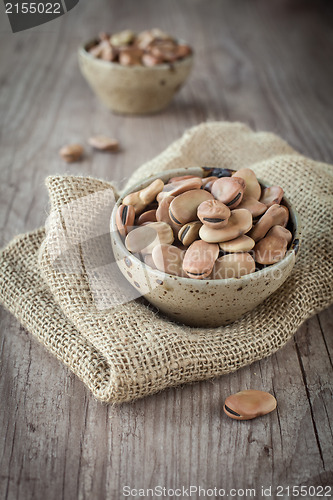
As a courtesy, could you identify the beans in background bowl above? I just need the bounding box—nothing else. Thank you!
[87,28,192,66]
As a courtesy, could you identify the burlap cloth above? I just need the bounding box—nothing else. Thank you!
[1,122,332,403]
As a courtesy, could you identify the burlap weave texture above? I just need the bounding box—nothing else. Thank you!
[0,122,332,403]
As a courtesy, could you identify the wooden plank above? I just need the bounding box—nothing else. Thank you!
[0,0,333,498]
[1,307,332,499]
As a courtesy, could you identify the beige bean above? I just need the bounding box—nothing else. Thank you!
[110,29,135,46]
[137,209,157,225]
[175,44,192,59]
[142,53,164,67]
[89,40,116,62]
[123,179,164,214]
[237,195,267,217]
[89,42,105,58]
[197,199,231,229]
[199,209,252,243]
[150,39,178,62]
[116,204,136,238]
[249,204,289,242]
[59,144,83,163]
[254,235,287,265]
[232,168,261,200]
[119,47,143,65]
[123,193,146,215]
[260,186,284,208]
[169,189,213,226]
[254,225,292,265]
[157,177,202,202]
[143,222,175,251]
[211,177,245,209]
[201,176,218,192]
[135,179,165,205]
[101,42,117,62]
[152,244,186,277]
[125,221,174,254]
[156,196,174,221]
[156,195,179,236]
[224,390,277,420]
[168,175,199,183]
[136,30,156,49]
[219,235,255,253]
[147,28,172,40]
[88,135,119,152]
[213,253,255,279]
[183,240,219,279]
[178,221,202,246]
[101,40,117,61]
[268,225,292,243]
[125,225,155,253]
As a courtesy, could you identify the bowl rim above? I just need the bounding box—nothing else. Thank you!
[110,167,302,284]
[78,39,194,71]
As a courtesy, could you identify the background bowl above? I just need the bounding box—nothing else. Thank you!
[110,167,301,327]
[78,41,193,115]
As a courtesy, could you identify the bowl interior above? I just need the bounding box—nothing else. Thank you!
[111,167,301,283]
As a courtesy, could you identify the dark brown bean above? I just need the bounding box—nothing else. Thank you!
[137,209,157,225]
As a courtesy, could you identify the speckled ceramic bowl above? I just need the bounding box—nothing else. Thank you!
[110,168,301,327]
[78,40,193,115]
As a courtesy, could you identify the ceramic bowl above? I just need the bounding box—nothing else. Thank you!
[78,40,193,115]
[110,167,301,327]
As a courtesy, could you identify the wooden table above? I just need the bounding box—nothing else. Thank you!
[1,0,332,498]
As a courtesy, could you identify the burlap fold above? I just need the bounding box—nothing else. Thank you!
[1,122,332,403]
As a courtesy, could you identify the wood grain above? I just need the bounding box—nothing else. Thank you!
[0,0,332,498]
